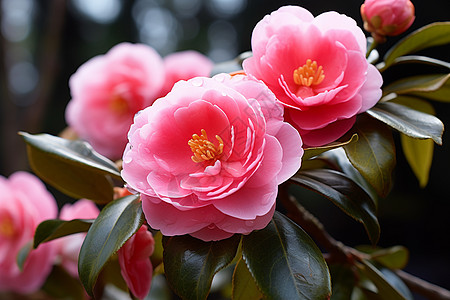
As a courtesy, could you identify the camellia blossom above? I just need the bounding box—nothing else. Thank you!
[118,225,155,299]
[65,42,165,159]
[243,6,383,147]
[56,199,99,278]
[159,50,213,98]
[122,73,303,241]
[361,0,415,42]
[0,172,57,294]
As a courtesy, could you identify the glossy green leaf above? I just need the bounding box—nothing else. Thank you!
[42,266,86,300]
[381,55,450,71]
[382,22,450,70]
[382,74,450,98]
[20,132,121,204]
[242,212,331,300]
[344,116,396,198]
[291,169,379,244]
[370,246,409,270]
[232,258,264,300]
[330,264,357,300]
[78,194,143,296]
[367,102,443,145]
[34,218,94,248]
[303,134,358,160]
[16,241,32,271]
[162,234,241,300]
[357,260,407,300]
[378,268,413,300]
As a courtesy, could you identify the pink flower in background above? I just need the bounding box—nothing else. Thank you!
[0,172,57,294]
[122,74,303,241]
[65,42,165,159]
[361,0,415,42]
[159,50,213,97]
[56,199,99,278]
[118,225,154,299]
[243,6,383,147]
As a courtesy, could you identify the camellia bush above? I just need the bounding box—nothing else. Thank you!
[2,0,450,299]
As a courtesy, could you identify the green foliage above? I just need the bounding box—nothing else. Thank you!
[42,266,86,300]
[16,241,32,271]
[367,102,443,144]
[162,234,241,300]
[78,194,143,296]
[34,218,94,248]
[20,132,121,204]
[303,134,358,161]
[242,212,331,300]
[344,116,396,198]
[291,169,379,244]
[232,258,264,300]
[382,74,450,100]
[381,22,450,71]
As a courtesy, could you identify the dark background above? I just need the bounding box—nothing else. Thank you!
[1,0,449,298]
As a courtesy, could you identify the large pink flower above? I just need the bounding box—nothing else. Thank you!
[0,172,57,294]
[118,225,154,299]
[56,199,99,278]
[122,74,303,241]
[65,42,165,159]
[243,6,383,147]
[159,50,213,98]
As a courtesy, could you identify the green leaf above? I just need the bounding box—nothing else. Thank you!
[242,211,331,300]
[367,102,443,145]
[16,241,32,271]
[382,22,450,70]
[19,132,121,204]
[343,116,396,198]
[42,265,86,300]
[370,246,409,270]
[357,260,407,300]
[232,258,264,300]
[34,218,94,248]
[210,51,252,76]
[380,55,450,71]
[382,74,450,98]
[78,194,143,296]
[377,268,413,300]
[303,134,358,161]
[290,169,380,244]
[330,264,357,300]
[162,234,241,300]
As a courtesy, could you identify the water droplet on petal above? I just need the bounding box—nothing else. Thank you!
[190,77,203,87]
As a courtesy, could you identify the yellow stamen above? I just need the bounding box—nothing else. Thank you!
[293,59,325,87]
[188,129,224,163]
[110,94,129,113]
[0,217,15,238]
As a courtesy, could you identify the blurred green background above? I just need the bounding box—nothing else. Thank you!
[1,0,449,298]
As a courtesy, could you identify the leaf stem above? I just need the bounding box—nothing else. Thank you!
[394,270,450,300]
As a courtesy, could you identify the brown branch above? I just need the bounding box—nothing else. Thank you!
[279,182,450,300]
[395,270,450,300]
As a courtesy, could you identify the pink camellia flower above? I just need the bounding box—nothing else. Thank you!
[361,0,415,42]
[65,42,165,159]
[0,172,57,294]
[118,225,154,299]
[243,6,383,147]
[159,50,213,97]
[55,199,99,278]
[122,73,303,241]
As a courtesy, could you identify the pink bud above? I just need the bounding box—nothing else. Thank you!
[361,0,415,42]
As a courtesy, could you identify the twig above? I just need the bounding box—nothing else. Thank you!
[395,270,450,300]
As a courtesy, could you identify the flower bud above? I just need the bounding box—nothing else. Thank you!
[361,0,415,42]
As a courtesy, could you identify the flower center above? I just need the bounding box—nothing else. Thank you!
[0,217,15,238]
[293,59,325,87]
[110,94,129,114]
[188,129,224,163]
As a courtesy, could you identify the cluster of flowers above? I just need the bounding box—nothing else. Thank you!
[1,0,415,298]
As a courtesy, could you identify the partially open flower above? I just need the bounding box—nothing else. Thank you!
[118,225,154,299]
[244,6,383,147]
[0,172,57,294]
[361,0,415,42]
[122,74,303,241]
